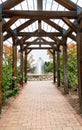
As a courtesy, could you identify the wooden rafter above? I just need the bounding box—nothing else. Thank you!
[3,19,36,41]
[3,17,18,32]
[55,0,77,11]
[2,10,77,19]
[62,17,77,33]
[43,19,76,41]
[27,49,32,55]
[1,0,24,10]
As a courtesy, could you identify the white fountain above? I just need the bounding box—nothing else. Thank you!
[35,57,44,74]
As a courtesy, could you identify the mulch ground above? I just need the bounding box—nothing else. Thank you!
[57,84,82,117]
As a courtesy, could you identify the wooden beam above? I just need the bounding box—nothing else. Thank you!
[3,28,16,41]
[62,20,77,41]
[26,47,57,50]
[3,17,18,32]
[62,17,77,33]
[24,41,56,46]
[0,7,2,113]
[17,32,62,37]
[24,50,27,83]
[17,30,38,45]
[16,19,36,32]
[57,46,60,87]
[55,0,77,11]
[12,38,17,78]
[22,43,54,51]
[2,10,77,19]
[20,45,24,86]
[1,0,24,10]
[26,49,32,55]
[37,0,43,10]
[63,38,69,94]
[53,50,56,83]
[43,19,76,41]
[77,18,82,113]
[4,19,36,41]
[43,19,63,33]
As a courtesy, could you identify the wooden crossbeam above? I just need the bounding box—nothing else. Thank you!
[2,10,77,19]
[55,0,77,11]
[1,0,24,10]
[17,30,38,45]
[62,17,77,33]
[3,17,18,32]
[25,47,57,50]
[17,32,62,37]
[23,42,55,49]
[24,42,56,45]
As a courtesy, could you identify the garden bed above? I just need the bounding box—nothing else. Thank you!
[57,85,82,118]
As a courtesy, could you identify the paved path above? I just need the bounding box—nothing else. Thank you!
[0,81,82,130]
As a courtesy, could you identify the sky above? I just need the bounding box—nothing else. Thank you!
[1,0,82,63]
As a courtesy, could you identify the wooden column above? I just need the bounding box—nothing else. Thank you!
[77,18,82,113]
[63,38,69,94]
[12,38,17,77]
[57,47,60,87]
[53,50,56,83]
[24,50,27,83]
[0,5,2,114]
[20,45,23,86]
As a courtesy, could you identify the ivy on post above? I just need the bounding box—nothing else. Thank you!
[0,5,2,114]
[63,37,69,94]
[24,49,27,83]
[53,49,56,83]
[77,7,82,113]
[57,44,60,87]
[20,44,24,86]
[12,30,17,88]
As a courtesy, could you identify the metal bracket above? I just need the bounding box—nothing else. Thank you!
[77,6,82,15]
[62,29,66,35]
[0,5,2,21]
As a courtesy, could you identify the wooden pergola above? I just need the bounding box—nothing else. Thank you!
[0,0,82,112]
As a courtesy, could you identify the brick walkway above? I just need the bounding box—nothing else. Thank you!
[0,81,82,130]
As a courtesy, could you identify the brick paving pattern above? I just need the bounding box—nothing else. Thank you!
[0,81,82,130]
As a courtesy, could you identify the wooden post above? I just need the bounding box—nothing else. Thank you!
[63,37,69,94]
[20,45,23,86]
[77,17,82,113]
[0,5,2,114]
[53,50,56,83]
[12,38,17,77]
[24,50,27,83]
[57,46,60,87]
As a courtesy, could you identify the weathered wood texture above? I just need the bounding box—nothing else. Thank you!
[77,19,82,112]
[57,47,60,87]
[20,45,24,86]
[1,0,24,10]
[12,38,17,77]
[55,0,77,11]
[24,50,27,83]
[53,50,56,83]
[2,10,77,19]
[63,39,69,94]
[0,20,3,113]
